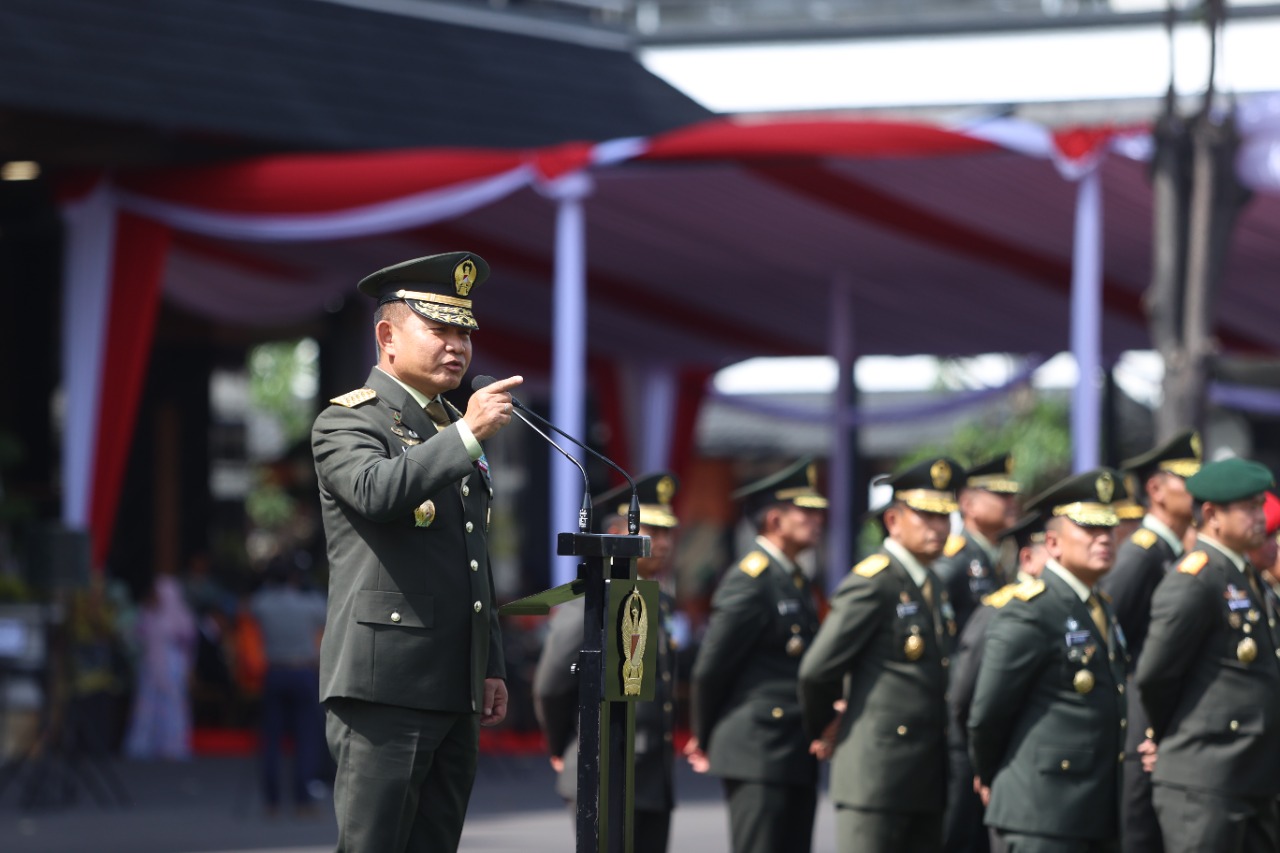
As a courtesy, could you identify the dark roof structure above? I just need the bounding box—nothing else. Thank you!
[0,0,710,166]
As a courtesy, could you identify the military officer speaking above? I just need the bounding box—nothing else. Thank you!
[799,457,960,853]
[533,473,682,853]
[687,458,826,853]
[968,469,1129,853]
[312,252,521,853]
[1136,457,1280,853]
[1097,430,1201,853]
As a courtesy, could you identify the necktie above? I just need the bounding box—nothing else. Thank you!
[1246,564,1266,606]
[921,577,935,609]
[425,398,450,431]
[1087,593,1109,643]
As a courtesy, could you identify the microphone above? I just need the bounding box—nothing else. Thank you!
[472,375,641,535]
[471,375,591,533]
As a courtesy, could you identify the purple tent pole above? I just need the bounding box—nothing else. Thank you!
[1070,168,1103,473]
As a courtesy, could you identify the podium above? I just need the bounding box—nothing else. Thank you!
[501,532,656,853]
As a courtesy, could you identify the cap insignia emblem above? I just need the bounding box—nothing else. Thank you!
[657,476,675,506]
[1096,472,1115,503]
[454,258,477,296]
[931,460,952,489]
[1190,432,1202,461]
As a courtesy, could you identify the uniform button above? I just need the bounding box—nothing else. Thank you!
[462,484,470,496]
[771,707,783,719]
[1244,624,1253,634]
[941,657,950,668]
[470,559,479,572]
[897,725,908,736]
[1060,760,1071,771]
[1118,752,1125,763]
[473,601,483,613]
[1121,719,1127,729]
[1230,720,1239,732]
[662,672,671,683]
[466,521,474,533]
[1117,684,1125,694]
[390,611,402,623]
[664,702,673,712]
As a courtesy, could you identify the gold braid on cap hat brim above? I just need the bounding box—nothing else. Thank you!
[1158,459,1201,478]
[966,475,1021,494]
[1052,502,1119,527]
[1113,502,1145,520]
[617,503,679,529]
[894,489,958,514]
[774,488,829,509]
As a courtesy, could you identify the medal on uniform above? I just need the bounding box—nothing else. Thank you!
[414,499,436,528]
[786,635,805,657]
[1073,669,1096,694]
[1229,612,1243,629]
[904,625,924,661]
[1238,637,1258,663]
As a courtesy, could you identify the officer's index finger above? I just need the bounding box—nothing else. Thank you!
[483,375,524,393]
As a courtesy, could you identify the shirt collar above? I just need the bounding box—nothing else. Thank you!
[966,526,1001,564]
[754,535,798,576]
[1142,515,1184,557]
[1199,535,1247,572]
[1044,558,1093,603]
[884,538,930,590]
[376,366,436,411]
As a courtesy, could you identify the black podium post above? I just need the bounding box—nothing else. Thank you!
[500,531,652,853]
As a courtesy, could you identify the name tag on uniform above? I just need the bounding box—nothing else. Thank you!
[1065,630,1091,647]
[778,599,802,615]
[896,602,920,618]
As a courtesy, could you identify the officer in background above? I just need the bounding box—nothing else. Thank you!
[947,512,1048,853]
[799,457,961,853]
[687,458,826,853]
[1111,472,1147,544]
[1098,430,1201,853]
[1137,458,1280,853]
[935,454,1021,634]
[532,473,681,853]
[312,252,521,853]
[969,469,1129,853]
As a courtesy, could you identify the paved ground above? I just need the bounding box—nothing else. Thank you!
[0,751,839,852]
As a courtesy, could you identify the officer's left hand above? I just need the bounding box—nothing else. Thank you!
[481,678,508,727]
[1137,737,1157,774]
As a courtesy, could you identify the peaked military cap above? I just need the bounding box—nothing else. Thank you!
[1025,467,1123,528]
[1001,512,1046,550]
[1186,457,1275,504]
[593,472,680,530]
[1111,471,1146,521]
[1120,429,1203,479]
[357,251,490,330]
[873,456,964,516]
[964,453,1020,494]
[733,457,828,517]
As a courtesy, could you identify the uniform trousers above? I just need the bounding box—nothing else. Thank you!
[722,779,816,853]
[325,697,479,853]
[993,832,1118,853]
[836,805,942,853]
[1120,756,1163,853]
[944,743,989,853]
[1152,783,1280,853]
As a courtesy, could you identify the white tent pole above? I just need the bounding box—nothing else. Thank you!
[548,173,594,587]
[1069,167,1104,473]
[640,366,677,472]
[827,273,854,593]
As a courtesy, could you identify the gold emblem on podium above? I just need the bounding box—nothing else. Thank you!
[622,587,648,696]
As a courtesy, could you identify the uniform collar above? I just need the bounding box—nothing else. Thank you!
[884,538,930,590]
[1199,535,1247,572]
[754,535,799,577]
[1142,515,1184,557]
[965,526,1001,565]
[375,366,443,413]
[1044,558,1092,603]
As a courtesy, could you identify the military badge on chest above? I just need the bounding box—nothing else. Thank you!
[1064,617,1097,693]
[414,500,436,528]
[390,410,422,446]
[1224,584,1262,662]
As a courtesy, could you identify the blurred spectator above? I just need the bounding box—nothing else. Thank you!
[124,574,197,760]
[248,553,327,815]
[65,576,129,756]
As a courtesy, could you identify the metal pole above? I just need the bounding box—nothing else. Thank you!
[1069,168,1103,473]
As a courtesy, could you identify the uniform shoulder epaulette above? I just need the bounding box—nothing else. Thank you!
[330,387,377,408]
[943,534,966,558]
[981,583,1021,609]
[1177,551,1209,575]
[1131,528,1158,550]
[1010,579,1046,601]
[738,551,769,578]
[853,554,890,578]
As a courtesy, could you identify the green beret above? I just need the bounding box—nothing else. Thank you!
[1186,457,1275,504]
[1025,467,1123,528]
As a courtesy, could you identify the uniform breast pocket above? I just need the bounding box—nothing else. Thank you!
[1035,744,1095,777]
[355,590,434,629]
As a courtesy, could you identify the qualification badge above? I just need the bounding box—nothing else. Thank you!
[786,624,805,657]
[414,499,436,528]
[1238,637,1258,663]
[904,625,925,661]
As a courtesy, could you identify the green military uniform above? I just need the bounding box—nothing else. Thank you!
[1136,458,1280,853]
[799,457,961,853]
[533,474,681,853]
[968,469,1129,853]
[690,458,825,853]
[313,253,504,853]
[1098,432,1201,853]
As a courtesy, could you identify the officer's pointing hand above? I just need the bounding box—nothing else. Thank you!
[464,375,523,441]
